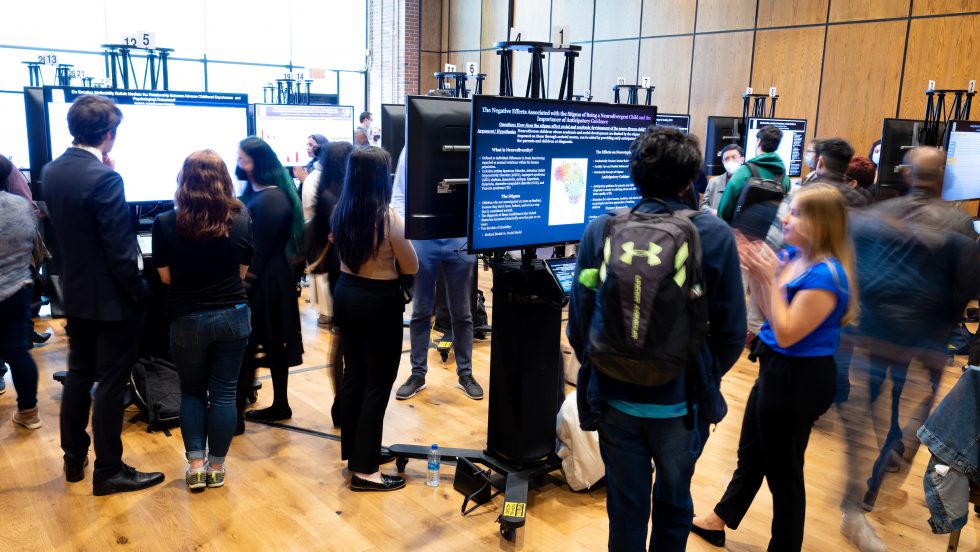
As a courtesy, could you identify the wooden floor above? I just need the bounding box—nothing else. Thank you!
[2,278,977,552]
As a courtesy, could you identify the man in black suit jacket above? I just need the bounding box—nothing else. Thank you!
[42,94,164,495]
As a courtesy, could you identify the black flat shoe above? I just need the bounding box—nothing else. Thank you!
[379,447,396,465]
[244,406,292,422]
[31,331,51,344]
[350,473,406,492]
[690,521,725,547]
[93,464,165,496]
[64,455,89,483]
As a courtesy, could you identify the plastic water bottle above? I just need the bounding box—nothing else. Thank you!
[426,444,440,487]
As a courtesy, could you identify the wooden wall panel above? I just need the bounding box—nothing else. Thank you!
[641,0,696,36]
[914,0,979,16]
[420,52,444,94]
[757,0,828,27]
[551,0,595,44]
[594,0,642,40]
[512,0,551,42]
[480,0,509,48]
[421,0,443,52]
[589,40,640,104]
[689,31,754,141]
[829,0,909,22]
[448,0,482,51]
[899,14,980,118]
[511,0,552,95]
[750,27,825,128]
[696,0,756,33]
[817,21,906,152]
[637,36,693,114]
[480,49,500,95]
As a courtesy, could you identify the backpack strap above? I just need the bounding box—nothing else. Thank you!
[745,161,762,179]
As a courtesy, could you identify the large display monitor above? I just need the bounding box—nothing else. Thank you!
[252,103,354,165]
[704,116,742,176]
[405,95,471,240]
[467,95,656,253]
[381,103,406,161]
[744,117,807,177]
[656,113,690,133]
[43,87,249,203]
[942,120,980,201]
[878,118,945,188]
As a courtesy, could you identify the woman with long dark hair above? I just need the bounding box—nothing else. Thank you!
[152,150,253,490]
[308,141,354,426]
[333,146,417,492]
[235,137,304,427]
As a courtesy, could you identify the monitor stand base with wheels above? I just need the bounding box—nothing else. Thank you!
[388,256,565,542]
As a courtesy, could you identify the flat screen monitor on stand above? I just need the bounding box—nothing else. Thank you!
[251,103,354,166]
[42,86,250,204]
[704,116,743,176]
[942,120,980,202]
[381,103,406,162]
[656,113,690,134]
[743,117,808,178]
[878,118,947,192]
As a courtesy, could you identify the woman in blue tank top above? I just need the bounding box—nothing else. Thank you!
[692,184,858,551]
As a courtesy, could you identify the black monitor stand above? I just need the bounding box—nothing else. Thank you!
[387,254,565,542]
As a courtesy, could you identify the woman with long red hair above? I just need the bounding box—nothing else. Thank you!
[152,149,254,491]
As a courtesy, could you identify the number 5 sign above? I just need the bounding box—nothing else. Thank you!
[122,31,156,49]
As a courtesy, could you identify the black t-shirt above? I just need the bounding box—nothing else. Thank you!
[152,209,253,319]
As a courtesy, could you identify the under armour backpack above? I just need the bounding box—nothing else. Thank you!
[586,200,709,387]
[731,162,785,241]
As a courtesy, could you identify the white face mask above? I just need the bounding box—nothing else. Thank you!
[723,160,742,175]
[872,151,880,165]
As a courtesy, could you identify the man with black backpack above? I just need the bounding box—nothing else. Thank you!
[716,125,791,225]
[568,126,746,551]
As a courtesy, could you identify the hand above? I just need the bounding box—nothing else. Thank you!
[102,153,115,170]
[735,232,778,282]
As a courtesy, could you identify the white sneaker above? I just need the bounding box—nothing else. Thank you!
[840,510,887,552]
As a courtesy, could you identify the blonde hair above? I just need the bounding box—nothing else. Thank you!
[793,184,859,326]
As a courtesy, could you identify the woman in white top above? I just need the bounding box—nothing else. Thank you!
[331,146,418,492]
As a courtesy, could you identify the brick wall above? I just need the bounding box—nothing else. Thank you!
[367,0,421,117]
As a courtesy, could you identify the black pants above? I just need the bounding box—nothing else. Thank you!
[0,284,39,411]
[334,273,404,474]
[60,316,143,481]
[714,344,836,552]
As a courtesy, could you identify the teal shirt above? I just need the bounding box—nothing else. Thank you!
[608,400,687,419]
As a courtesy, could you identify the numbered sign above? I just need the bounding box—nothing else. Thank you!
[444,63,457,73]
[641,76,651,88]
[927,80,936,92]
[122,31,156,49]
[970,80,976,93]
[37,54,58,65]
[551,25,569,48]
[769,86,777,97]
[465,62,479,76]
[616,77,627,86]
[745,87,753,94]
[509,27,524,42]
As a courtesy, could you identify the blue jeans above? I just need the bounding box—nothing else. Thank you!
[598,406,699,551]
[410,238,475,377]
[171,304,250,465]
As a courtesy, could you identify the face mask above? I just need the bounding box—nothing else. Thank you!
[235,165,248,181]
[872,152,880,165]
[723,160,741,175]
[804,152,815,169]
